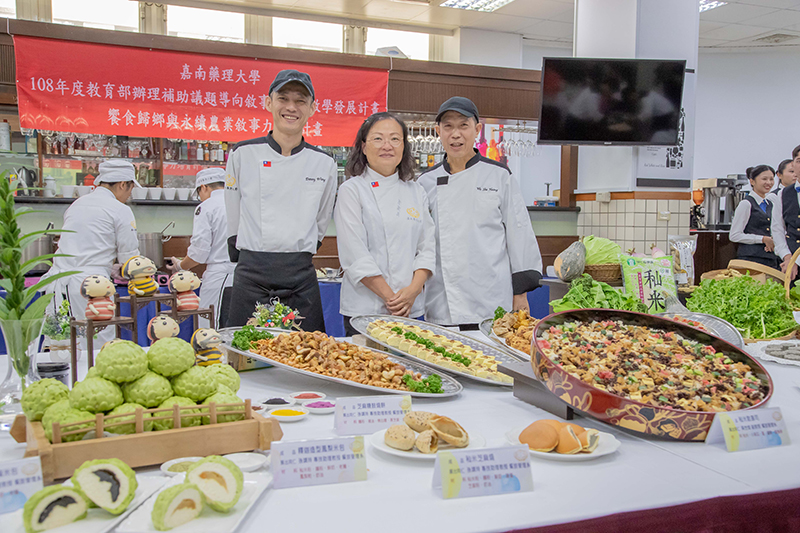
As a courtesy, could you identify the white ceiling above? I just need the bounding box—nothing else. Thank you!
[163,0,800,49]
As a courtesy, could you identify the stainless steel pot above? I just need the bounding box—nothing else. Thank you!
[22,223,55,274]
[138,221,174,269]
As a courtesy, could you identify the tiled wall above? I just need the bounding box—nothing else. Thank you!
[577,199,692,256]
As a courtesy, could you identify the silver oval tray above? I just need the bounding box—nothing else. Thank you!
[349,315,526,387]
[478,318,532,361]
[218,327,462,398]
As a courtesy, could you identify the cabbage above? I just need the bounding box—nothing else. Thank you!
[583,236,622,265]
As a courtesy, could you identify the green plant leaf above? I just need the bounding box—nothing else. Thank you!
[20,253,71,274]
[21,294,54,321]
[0,279,12,291]
[21,271,80,308]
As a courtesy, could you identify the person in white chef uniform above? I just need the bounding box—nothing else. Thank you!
[167,168,234,328]
[334,112,436,336]
[418,97,543,330]
[43,160,141,349]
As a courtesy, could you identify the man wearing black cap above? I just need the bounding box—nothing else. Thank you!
[225,69,337,331]
[418,96,543,329]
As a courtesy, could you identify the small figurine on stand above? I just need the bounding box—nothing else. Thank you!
[122,255,159,297]
[168,270,201,311]
[191,328,223,366]
[147,314,180,342]
[80,275,116,320]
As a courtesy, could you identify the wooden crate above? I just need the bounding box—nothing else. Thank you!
[10,399,283,484]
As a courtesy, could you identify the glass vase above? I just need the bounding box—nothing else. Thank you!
[0,318,45,418]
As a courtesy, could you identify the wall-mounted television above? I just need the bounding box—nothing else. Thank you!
[538,58,686,146]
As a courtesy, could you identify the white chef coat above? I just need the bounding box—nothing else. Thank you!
[334,167,436,318]
[770,185,800,263]
[730,192,771,245]
[418,152,543,325]
[225,133,337,254]
[767,182,784,204]
[187,188,235,328]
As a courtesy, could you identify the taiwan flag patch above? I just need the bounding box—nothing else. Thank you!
[371,181,379,188]
[262,161,271,168]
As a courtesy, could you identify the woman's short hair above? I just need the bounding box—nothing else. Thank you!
[746,164,775,181]
[345,112,415,182]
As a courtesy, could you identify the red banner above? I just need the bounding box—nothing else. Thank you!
[14,36,388,146]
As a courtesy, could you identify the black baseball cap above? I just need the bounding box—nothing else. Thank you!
[436,96,480,123]
[269,69,315,100]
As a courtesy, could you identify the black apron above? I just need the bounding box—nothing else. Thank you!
[737,196,779,270]
[781,185,800,256]
[228,250,325,332]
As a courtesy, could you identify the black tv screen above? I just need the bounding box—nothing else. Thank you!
[538,58,686,146]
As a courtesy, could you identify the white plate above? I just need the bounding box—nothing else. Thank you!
[505,426,621,462]
[116,472,272,533]
[256,396,296,408]
[302,401,336,415]
[224,452,268,472]
[6,476,166,533]
[369,428,486,461]
[160,457,204,477]
[289,391,326,401]
[268,406,309,422]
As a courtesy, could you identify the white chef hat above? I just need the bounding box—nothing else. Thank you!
[195,168,226,189]
[94,160,142,187]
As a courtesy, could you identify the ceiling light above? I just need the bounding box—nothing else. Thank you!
[699,1,727,13]
[439,0,517,13]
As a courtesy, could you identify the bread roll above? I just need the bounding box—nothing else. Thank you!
[385,424,415,451]
[518,421,559,452]
[429,415,469,447]
[415,430,439,454]
[578,428,600,453]
[404,411,436,433]
[555,425,583,454]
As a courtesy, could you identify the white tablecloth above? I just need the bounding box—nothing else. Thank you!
[1,336,799,533]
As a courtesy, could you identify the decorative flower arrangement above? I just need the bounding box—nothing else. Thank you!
[41,300,71,342]
[246,298,303,330]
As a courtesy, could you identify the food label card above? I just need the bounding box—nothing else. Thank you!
[334,395,411,435]
[706,407,790,452]
[0,457,43,514]
[272,436,367,489]
[432,446,533,499]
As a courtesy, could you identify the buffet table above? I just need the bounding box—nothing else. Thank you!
[0,336,798,532]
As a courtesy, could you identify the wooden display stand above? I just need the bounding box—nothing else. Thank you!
[9,399,283,484]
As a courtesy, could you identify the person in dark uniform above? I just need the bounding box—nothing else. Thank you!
[768,159,795,200]
[224,70,337,331]
[772,145,800,278]
[730,165,778,269]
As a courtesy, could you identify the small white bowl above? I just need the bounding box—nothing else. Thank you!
[131,188,148,200]
[147,187,162,200]
[289,391,326,401]
[77,185,93,196]
[258,396,295,408]
[176,188,191,201]
[302,400,336,415]
[61,185,76,198]
[160,456,204,476]
[224,452,268,472]
[161,187,177,200]
[268,406,309,422]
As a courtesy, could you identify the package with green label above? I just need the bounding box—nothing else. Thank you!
[619,254,677,313]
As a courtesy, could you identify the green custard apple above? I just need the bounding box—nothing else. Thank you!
[69,377,123,413]
[205,364,240,393]
[153,396,202,431]
[106,403,154,434]
[95,340,148,383]
[151,483,204,531]
[85,366,100,379]
[21,378,70,421]
[170,365,216,402]
[147,337,196,377]
[43,406,95,443]
[186,455,243,512]
[121,371,173,407]
[199,385,244,425]
[23,484,88,533]
[70,458,138,515]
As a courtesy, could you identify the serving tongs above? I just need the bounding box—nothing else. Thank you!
[656,293,745,348]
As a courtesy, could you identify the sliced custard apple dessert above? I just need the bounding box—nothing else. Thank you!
[23,485,88,533]
[151,483,204,531]
[185,455,243,512]
[70,458,138,515]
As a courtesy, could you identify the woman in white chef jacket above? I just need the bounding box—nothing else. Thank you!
[730,164,779,270]
[334,112,436,336]
[43,160,141,349]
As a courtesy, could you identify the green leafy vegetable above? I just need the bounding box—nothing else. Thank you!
[494,306,507,322]
[390,327,471,366]
[402,373,443,394]
[790,280,800,309]
[686,276,798,339]
[583,235,622,265]
[550,274,647,313]
[231,325,274,351]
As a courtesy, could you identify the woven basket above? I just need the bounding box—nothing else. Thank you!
[583,263,622,283]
